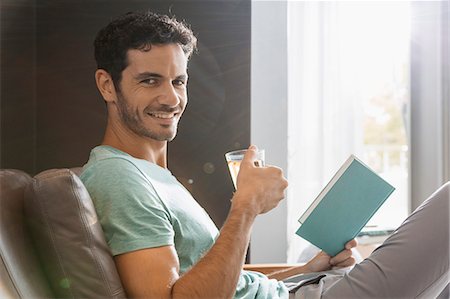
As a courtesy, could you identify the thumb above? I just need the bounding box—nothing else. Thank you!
[241,145,258,166]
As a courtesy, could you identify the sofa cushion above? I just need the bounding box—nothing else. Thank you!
[0,169,53,299]
[24,168,126,298]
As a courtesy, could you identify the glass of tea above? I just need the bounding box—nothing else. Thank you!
[225,149,265,189]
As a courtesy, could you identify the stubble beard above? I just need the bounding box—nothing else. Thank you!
[116,92,178,142]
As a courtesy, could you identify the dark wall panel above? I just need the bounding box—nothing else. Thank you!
[1,0,251,227]
[35,1,108,172]
[1,0,37,174]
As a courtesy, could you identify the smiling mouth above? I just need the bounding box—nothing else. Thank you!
[147,112,179,119]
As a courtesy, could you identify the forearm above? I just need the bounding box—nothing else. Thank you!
[172,147,288,298]
[266,265,309,281]
[172,198,256,299]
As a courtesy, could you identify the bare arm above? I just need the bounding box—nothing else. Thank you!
[115,201,255,299]
[114,146,288,299]
[171,198,256,298]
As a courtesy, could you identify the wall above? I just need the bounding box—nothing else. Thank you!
[0,0,37,173]
[0,0,251,232]
[410,1,450,209]
[251,1,288,263]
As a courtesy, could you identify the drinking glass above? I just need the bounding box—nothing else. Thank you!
[225,149,265,189]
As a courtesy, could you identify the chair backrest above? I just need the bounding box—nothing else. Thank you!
[1,168,126,298]
[0,169,54,299]
[25,168,126,298]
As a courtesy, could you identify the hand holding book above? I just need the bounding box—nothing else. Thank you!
[296,155,395,256]
[266,239,358,282]
[304,239,358,273]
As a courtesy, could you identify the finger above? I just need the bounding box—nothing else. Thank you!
[345,239,358,249]
[329,249,352,265]
[334,256,356,268]
[241,145,258,166]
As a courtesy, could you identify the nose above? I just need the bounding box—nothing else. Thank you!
[158,82,180,108]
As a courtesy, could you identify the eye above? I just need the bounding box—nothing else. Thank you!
[173,79,186,86]
[140,78,157,85]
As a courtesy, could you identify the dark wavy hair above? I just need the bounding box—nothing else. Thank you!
[94,11,197,87]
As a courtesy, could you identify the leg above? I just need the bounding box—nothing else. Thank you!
[323,182,450,298]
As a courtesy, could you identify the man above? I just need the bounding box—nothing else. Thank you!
[81,11,449,298]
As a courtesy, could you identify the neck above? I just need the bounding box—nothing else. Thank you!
[102,119,168,168]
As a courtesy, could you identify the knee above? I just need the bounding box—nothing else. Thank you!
[419,182,449,211]
[431,182,449,206]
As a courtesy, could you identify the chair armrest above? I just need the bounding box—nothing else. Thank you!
[243,263,304,275]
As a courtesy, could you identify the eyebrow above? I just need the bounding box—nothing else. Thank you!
[134,72,162,81]
[134,72,188,81]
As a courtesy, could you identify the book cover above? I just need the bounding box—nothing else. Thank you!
[295,155,395,256]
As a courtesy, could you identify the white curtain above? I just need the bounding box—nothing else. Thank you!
[286,2,364,262]
[286,1,411,262]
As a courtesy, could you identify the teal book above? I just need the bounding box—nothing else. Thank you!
[295,155,395,256]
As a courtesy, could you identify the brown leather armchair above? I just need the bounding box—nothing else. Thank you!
[0,169,125,298]
[1,168,294,298]
[0,169,53,298]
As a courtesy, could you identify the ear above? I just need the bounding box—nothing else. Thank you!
[95,69,117,103]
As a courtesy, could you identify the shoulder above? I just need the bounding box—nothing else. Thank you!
[79,155,176,255]
[82,156,147,187]
[82,154,143,175]
[80,146,147,182]
[80,156,159,206]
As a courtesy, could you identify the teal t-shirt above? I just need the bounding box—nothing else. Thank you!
[80,146,288,299]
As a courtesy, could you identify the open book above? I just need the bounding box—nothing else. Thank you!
[295,155,395,256]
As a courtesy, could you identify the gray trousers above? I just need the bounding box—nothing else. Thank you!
[294,182,450,299]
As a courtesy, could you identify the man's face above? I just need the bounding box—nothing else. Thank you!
[114,44,188,142]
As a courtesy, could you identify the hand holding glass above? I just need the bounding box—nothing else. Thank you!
[225,149,265,189]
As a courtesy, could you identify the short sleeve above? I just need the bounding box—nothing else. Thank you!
[81,157,175,256]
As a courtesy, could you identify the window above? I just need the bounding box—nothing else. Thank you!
[287,2,411,261]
